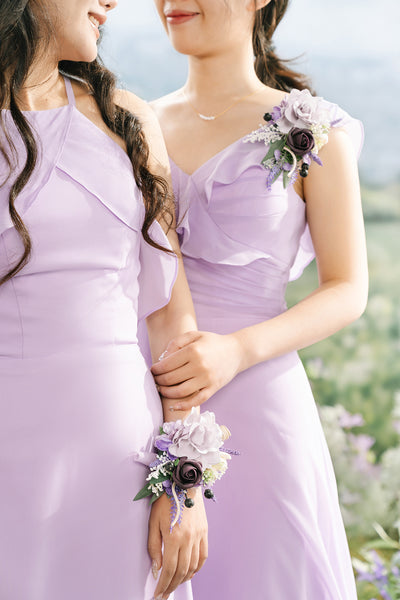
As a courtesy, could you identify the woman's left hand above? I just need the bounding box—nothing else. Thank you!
[150,331,243,411]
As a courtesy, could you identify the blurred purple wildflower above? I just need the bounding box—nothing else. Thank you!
[339,409,364,429]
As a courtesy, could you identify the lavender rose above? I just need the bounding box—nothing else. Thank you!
[278,89,330,134]
[172,457,203,490]
[286,127,315,157]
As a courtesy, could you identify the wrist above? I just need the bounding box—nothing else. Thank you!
[229,329,254,373]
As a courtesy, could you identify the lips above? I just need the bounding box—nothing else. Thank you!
[164,9,199,25]
[88,11,107,38]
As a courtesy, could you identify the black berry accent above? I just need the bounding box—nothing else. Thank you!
[300,167,309,178]
[184,498,195,508]
[263,112,272,122]
[204,489,214,500]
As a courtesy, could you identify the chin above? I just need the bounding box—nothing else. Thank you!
[67,46,99,63]
[168,36,202,57]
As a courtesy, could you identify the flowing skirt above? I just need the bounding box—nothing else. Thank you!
[0,346,192,600]
[191,319,357,600]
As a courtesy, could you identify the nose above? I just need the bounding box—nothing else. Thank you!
[101,0,118,10]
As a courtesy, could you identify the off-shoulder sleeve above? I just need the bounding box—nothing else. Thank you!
[288,103,364,282]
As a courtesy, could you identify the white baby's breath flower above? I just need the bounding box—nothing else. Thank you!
[244,125,282,146]
[310,122,330,152]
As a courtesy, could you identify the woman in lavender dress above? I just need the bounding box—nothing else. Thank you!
[0,1,208,599]
[150,1,367,598]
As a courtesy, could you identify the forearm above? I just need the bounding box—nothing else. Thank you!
[146,256,198,421]
[233,278,368,373]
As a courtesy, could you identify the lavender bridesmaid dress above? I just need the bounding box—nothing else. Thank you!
[0,78,192,600]
[170,100,363,599]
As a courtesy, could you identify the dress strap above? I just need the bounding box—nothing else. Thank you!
[63,77,76,107]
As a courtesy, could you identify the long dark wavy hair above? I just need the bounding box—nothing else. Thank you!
[253,0,313,92]
[0,0,172,287]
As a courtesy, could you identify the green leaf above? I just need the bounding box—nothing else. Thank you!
[150,491,165,505]
[152,474,171,484]
[133,484,153,501]
[283,171,290,188]
[264,138,285,162]
[363,539,400,551]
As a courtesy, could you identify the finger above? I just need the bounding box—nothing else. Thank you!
[153,541,178,599]
[182,543,199,583]
[164,547,191,595]
[147,521,163,582]
[151,347,190,376]
[196,537,208,574]
[158,379,202,399]
[154,363,195,387]
[170,390,210,412]
[164,331,199,354]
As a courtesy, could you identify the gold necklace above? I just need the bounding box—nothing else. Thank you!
[182,88,263,121]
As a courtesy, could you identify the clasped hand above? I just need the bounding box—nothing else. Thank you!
[151,331,243,411]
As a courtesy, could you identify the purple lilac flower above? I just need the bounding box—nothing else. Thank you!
[310,153,323,166]
[163,479,173,495]
[155,434,172,452]
[271,105,282,121]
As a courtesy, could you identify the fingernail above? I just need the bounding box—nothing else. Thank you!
[169,407,175,412]
[174,404,182,411]
[152,560,158,580]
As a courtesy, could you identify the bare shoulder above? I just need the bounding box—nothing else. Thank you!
[150,90,185,120]
[114,89,171,177]
[114,89,156,128]
[253,86,287,111]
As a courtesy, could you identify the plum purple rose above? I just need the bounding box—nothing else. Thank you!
[286,127,315,157]
[172,457,203,489]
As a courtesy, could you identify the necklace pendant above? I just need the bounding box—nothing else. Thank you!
[198,114,216,121]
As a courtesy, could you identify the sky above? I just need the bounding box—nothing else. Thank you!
[105,0,400,61]
[100,0,400,185]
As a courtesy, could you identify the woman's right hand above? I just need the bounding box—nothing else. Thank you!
[151,330,245,412]
[148,487,208,599]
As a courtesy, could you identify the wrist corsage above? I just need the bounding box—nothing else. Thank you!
[134,408,236,530]
[244,89,342,190]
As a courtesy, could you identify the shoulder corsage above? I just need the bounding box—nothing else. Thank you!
[244,89,342,190]
[134,408,236,531]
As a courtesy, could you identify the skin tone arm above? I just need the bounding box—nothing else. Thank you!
[116,92,208,599]
[151,127,369,411]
